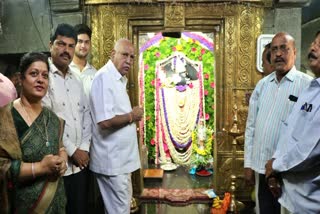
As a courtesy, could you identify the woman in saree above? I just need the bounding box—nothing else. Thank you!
[0,52,68,213]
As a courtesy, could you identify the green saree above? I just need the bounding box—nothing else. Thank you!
[0,105,66,214]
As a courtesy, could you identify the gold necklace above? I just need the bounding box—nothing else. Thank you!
[20,99,51,147]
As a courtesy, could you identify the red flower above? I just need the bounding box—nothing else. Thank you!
[204,90,208,96]
[210,82,215,88]
[150,138,156,145]
[205,113,210,120]
[151,79,155,86]
[155,52,161,58]
[172,46,177,51]
[204,73,209,79]
[188,83,194,89]
[144,64,149,70]
[191,47,197,52]
[201,48,206,55]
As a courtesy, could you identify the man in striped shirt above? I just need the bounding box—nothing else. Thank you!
[265,30,320,214]
[244,32,312,214]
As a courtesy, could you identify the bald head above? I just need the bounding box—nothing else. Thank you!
[270,32,297,81]
[273,32,296,47]
[111,39,135,76]
[114,39,132,51]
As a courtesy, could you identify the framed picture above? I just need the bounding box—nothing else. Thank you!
[256,34,274,73]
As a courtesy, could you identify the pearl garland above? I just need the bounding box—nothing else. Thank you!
[155,54,204,165]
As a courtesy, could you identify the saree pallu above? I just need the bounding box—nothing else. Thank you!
[0,105,22,214]
[7,106,66,214]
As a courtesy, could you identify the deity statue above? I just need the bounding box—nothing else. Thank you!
[197,118,206,150]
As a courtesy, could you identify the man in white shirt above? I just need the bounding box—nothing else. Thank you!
[90,39,143,214]
[43,23,92,214]
[70,24,97,100]
[265,30,320,214]
[244,32,312,214]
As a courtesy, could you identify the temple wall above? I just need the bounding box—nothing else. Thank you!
[262,8,302,70]
[0,1,312,75]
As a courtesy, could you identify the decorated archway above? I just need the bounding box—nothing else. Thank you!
[138,32,215,167]
[87,1,265,198]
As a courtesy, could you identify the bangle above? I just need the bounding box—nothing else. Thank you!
[31,162,36,178]
[128,112,133,123]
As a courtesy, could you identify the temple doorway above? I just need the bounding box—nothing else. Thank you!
[137,32,216,203]
[88,2,264,203]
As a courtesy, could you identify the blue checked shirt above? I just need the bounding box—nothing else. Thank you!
[272,78,320,214]
[244,66,312,173]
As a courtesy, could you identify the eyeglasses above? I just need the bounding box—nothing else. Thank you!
[270,45,290,54]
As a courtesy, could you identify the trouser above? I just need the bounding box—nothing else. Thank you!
[64,168,89,214]
[95,173,132,214]
[258,173,281,214]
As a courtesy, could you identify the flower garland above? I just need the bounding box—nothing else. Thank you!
[140,33,215,161]
[156,53,203,165]
[190,127,213,167]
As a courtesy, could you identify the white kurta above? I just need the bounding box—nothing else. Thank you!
[89,60,141,176]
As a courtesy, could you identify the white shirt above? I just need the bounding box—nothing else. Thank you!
[244,67,312,173]
[42,58,92,176]
[89,60,141,176]
[69,61,97,100]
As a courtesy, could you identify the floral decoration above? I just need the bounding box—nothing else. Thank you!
[140,32,215,161]
[190,127,213,167]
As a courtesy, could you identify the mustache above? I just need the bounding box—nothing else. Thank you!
[274,57,285,63]
[60,52,71,59]
[308,52,317,60]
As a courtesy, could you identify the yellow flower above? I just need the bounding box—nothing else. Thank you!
[176,44,183,51]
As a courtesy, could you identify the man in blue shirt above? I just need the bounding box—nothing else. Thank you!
[265,31,320,214]
[244,32,312,214]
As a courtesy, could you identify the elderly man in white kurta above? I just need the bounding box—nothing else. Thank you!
[90,39,143,214]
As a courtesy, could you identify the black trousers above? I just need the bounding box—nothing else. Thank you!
[64,168,89,214]
[258,174,281,214]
